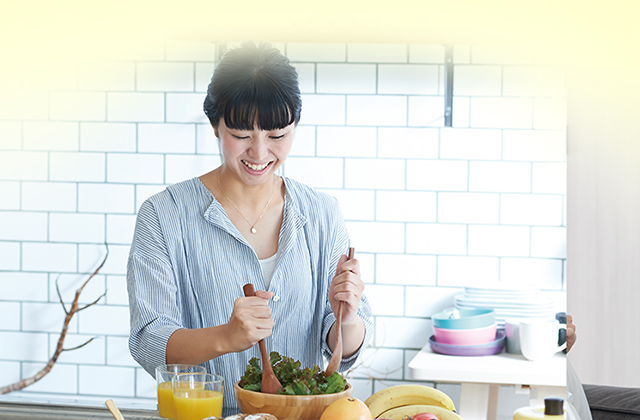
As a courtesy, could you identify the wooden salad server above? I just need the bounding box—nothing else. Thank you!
[105,399,126,420]
[325,247,355,377]
[243,283,283,394]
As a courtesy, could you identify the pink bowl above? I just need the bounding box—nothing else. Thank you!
[433,323,497,345]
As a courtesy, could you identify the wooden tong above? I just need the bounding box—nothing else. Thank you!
[243,283,282,394]
[325,247,355,376]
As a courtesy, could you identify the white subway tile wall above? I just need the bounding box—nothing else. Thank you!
[316,64,376,94]
[77,62,136,92]
[0,272,49,301]
[0,182,20,210]
[50,152,106,182]
[298,94,345,125]
[107,93,165,122]
[1,302,21,330]
[105,275,129,305]
[23,122,79,151]
[378,127,439,159]
[347,43,408,63]
[0,91,49,121]
[376,254,437,286]
[22,362,78,394]
[80,122,137,152]
[22,182,77,212]
[166,93,209,123]
[408,96,445,127]
[409,44,445,64]
[0,122,22,150]
[49,92,106,121]
[378,65,439,95]
[0,41,566,407]
[453,65,502,96]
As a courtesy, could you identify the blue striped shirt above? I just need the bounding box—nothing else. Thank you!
[127,176,372,413]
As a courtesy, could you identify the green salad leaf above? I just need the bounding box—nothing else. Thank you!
[238,351,347,395]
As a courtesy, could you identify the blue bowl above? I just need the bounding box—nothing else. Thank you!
[431,308,495,330]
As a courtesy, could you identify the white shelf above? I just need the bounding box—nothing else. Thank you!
[408,345,566,387]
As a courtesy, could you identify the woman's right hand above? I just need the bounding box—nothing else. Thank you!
[223,290,274,353]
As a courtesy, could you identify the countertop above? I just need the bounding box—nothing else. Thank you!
[0,401,162,420]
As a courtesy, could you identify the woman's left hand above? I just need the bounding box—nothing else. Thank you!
[328,253,364,326]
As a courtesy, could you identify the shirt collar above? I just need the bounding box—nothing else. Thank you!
[200,176,308,252]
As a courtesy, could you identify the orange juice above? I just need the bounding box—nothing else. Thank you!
[159,381,207,418]
[157,381,175,418]
[174,389,223,420]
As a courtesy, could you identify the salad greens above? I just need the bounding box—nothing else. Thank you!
[238,351,347,395]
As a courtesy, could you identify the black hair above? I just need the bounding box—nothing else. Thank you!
[203,41,301,131]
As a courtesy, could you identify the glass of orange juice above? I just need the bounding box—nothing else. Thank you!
[172,373,224,420]
[156,364,207,419]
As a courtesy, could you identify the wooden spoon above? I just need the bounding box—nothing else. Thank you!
[243,283,283,394]
[325,247,355,377]
[105,399,125,420]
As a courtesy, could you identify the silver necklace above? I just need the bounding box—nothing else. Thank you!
[217,172,276,234]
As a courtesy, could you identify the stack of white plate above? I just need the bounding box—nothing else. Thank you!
[454,283,556,328]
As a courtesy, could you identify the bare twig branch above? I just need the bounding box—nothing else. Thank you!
[0,244,109,395]
[78,244,109,293]
[76,290,107,312]
[55,274,68,315]
[62,337,97,352]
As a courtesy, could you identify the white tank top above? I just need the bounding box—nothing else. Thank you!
[259,253,277,290]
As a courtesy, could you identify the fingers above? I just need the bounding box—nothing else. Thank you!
[330,254,361,301]
[235,295,273,319]
[330,255,365,326]
[226,295,275,352]
[334,254,348,276]
[332,257,360,288]
[566,314,576,338]
[336,257,358,275]
[331,274,363,302]
[566,314,574,328]
[233,296,274,330]
[565,313,577,352]
[254,290,274,300]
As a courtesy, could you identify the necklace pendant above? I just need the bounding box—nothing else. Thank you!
[250,227,257,234]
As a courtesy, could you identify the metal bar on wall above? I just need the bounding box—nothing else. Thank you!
[444,45,454,127]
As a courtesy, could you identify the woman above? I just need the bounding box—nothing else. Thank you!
[127,41,372,415]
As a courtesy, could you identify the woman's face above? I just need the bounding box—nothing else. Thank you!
[214,117,294,186]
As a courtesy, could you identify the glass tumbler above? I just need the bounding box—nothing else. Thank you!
[172,373,224,420]
[156,364,207,419]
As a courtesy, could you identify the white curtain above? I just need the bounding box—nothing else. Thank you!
[567,61,640,387]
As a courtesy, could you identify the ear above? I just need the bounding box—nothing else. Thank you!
[213,125,219,138]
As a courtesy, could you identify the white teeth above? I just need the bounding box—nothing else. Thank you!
[243,160,269,171]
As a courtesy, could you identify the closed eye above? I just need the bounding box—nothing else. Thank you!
[232,134,250,140]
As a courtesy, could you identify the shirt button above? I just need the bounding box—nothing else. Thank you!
[273,295,280,302]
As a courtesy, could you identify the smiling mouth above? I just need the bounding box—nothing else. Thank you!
[242,160,272,171]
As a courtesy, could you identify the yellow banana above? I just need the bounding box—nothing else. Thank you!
[365,384,456,418]
[377,404,464,420]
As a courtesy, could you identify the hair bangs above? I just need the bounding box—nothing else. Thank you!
[223,85,296,131]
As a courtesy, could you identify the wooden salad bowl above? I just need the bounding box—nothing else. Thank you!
[234,381,352,420]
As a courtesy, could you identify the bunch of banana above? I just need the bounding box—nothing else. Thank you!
[377,404,463,420]
[364,384,458,419]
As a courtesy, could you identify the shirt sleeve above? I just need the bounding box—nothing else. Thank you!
[320,198,373,372]
[127,198,184,377]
